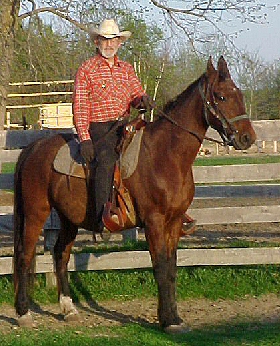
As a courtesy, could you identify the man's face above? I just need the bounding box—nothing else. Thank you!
[96,36,122,59]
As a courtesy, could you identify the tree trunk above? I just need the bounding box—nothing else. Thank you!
[0,0,20,130]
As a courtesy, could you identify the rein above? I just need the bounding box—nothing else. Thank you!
[157,77,249,147]
[156,109,205,145]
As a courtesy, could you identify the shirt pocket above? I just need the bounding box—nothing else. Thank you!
[114,74,131,97]
[89,80,113,102]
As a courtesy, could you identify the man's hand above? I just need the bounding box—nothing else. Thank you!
[136,95,156,112]
[80,139,95,162]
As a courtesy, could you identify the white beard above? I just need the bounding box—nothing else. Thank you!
[100,46,118,59]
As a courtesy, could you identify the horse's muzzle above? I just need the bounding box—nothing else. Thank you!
[231,131,256,150]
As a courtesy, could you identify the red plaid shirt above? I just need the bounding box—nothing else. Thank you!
[73,54,146,141]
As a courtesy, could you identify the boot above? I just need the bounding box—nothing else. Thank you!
[181,213,197,236]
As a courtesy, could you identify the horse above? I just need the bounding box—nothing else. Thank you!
[13,56,256,332]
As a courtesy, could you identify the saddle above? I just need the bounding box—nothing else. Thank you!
[103,117,146,232]
[53,117,146,233]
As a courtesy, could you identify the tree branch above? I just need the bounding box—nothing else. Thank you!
[18,7,88,32]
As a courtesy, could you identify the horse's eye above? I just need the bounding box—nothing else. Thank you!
[214,92,226,102]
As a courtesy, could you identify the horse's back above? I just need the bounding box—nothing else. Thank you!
[15,134,73,208]
[17,133,72,171]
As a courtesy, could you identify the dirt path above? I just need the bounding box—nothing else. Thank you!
[1,294,280,334]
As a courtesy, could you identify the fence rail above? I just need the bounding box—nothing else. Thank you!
[0,126,280,276]
[1,247,280,276]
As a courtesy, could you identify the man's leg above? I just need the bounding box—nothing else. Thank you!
[89,121,123,231]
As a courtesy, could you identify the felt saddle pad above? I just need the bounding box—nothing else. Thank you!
[53,128,144,179]
[53,138,86,178]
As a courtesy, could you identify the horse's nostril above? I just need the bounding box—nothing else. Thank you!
[241,134,250,145]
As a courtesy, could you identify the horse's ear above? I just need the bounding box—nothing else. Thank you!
[218,56,231,81]
[206,56,216,77]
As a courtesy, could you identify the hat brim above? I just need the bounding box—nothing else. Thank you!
[89,28,131,42]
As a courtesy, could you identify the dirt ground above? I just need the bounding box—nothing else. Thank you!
[1,190,280,333]
[1,294,280,335]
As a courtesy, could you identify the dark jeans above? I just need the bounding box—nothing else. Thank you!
[89,120,125,227]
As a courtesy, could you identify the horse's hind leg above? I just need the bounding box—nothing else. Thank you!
[14,215,49,327]
[53,216,80,322]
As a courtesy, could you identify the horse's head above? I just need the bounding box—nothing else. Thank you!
[202,56,256,150]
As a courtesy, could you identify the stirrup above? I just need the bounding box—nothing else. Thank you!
[102,202,125,232]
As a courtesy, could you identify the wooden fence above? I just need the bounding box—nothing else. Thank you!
[0,126,280,276]
[6,80,74,130]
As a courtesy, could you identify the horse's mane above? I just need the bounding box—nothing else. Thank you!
[163,73,206,114]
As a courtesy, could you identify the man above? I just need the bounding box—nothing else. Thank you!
[73,19,153,232]
[73,18,195,234]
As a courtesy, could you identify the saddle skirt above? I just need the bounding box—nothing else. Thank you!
[53,127,145,232]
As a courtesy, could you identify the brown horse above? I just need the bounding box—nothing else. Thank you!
[14,56,256,332]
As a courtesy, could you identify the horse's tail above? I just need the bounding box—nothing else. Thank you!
[13,141,39,294]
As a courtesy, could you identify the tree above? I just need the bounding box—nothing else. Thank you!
[0,0,275,129]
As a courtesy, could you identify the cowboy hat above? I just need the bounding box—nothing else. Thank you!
[89,19,131,42]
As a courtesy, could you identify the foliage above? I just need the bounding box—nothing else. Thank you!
[6,6,280,128]
[235,53,280,120]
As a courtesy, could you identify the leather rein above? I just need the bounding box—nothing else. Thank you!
[157,77,250,147]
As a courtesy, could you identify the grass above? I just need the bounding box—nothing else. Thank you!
[2,265,280,305]
[2,256,280,344]
[2,155,280,174]
[2,266,280,344]
[2,322,280,346]
[194,155,280,166]
[1,162,16,173]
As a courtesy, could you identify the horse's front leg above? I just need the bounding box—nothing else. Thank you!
[145,218,188,333]
[53,220,80,322]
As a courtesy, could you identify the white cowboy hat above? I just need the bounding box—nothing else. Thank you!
[89,19,131,42]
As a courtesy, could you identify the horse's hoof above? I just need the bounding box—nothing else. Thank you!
[164,323,190,334]
[65,311,81,322]
[18,312,37,328]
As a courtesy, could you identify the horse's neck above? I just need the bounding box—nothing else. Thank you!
[167,92,207,154]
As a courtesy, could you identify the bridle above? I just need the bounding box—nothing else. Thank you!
[198,76,250,146]
[158,75,250,147]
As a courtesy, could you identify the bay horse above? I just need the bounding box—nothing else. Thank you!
[14,56,256,332]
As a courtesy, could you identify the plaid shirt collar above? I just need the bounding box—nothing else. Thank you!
[95,53,121,68]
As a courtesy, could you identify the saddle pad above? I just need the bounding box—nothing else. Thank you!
[120,127,144,179]
[53,138,86,179]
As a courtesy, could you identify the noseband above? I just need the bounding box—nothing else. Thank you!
[199,78,250,146]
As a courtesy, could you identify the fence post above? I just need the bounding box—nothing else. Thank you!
[123,228,139,242]
[6,112,10,129]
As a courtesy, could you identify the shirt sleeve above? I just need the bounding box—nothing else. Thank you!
[73,66,91,142]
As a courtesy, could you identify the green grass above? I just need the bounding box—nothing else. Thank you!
[194,155,280,166]
[2,265,280,305]
[1,319,280,345]
[2,264,280,344]
[2,155,280,174]
[1,162,16,173]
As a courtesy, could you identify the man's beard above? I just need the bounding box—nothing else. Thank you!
[99,46,118,59]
